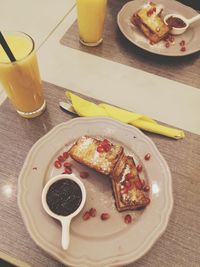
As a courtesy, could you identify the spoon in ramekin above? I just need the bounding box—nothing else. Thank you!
[42,174,86,250]
[164,13,200,35]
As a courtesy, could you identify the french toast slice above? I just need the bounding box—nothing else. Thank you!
[132,2,170,43]
[112,156,150,212]
[69,136,124,177]
[69,136,150,212]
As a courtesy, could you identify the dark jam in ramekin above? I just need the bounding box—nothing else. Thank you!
[166,16,187,28]
[46,179,82,216]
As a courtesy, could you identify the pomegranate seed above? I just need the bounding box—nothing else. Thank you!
[134,179,143,190]
[89,208,97,217]
[102,139,109,144]
[143,185,150,192]
[62,151,69,160]
[180,40,185,46]
[64,167,72,174]
[147,9,153,17]
[121,185,129,195]
[180,46,186,52]
[79,171,89,179]
[124,214,132,224]
[104,143,111,152]
[136,164,143,173]
[125,173,134,180]
[101,213,110,220]
[124,180,132,188]
[144,153,151,160]
[97,146,105,153]
[121,187,129,194]
[54,160,62,168]
[165,42,170,48]
[63,162,72,168]
[58,155,65,162]
[140,179,146,188]
[83,211,90,220]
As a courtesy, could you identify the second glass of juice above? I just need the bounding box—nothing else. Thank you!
[76,0,107,46]
[0,32,46,118]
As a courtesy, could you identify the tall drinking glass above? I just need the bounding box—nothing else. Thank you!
[76,0,107,46]
[0,32,46,118]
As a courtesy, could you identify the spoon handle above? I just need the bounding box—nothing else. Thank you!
[188,14,200,25]
[61,218,71,250]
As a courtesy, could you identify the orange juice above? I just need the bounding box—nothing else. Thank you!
[0,32,45,118]
[77,0,107,46]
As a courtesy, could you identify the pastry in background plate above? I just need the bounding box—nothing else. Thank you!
[132,2,170,43]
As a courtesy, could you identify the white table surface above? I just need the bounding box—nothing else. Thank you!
[0,0,200,135]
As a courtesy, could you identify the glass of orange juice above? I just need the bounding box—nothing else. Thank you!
[0,31,46,118]
[76,0,107,46]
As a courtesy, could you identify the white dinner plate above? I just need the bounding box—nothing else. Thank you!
[117,0,200,56]
[18,117,173,266]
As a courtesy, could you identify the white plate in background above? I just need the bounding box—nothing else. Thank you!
[118,0,200,56]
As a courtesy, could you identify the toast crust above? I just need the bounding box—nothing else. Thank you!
[111,152,127,181]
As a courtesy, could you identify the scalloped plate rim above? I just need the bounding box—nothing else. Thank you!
[18,117,173,266]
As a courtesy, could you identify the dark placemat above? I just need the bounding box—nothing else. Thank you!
[0,81,200,267]
[60,0,200,89]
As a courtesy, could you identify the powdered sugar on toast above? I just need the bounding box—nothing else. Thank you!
[69,136,124,176]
